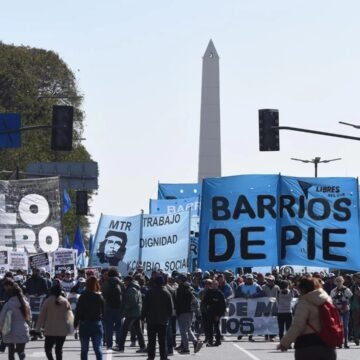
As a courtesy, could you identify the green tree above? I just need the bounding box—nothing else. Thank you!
[0,42,95,248]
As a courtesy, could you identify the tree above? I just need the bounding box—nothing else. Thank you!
[0,42,95,247]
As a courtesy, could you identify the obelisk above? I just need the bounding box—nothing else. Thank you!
[198,40,221,182]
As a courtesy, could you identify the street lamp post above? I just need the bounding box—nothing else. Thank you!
[290,157,342,177]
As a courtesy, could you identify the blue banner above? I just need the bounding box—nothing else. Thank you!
[90,214,141,275]
[158,183,201,199]
[139,212,190,274]
[199,175,279,270]
[198,175,360,271]
[279,176,360,269]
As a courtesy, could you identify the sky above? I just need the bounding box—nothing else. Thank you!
[2,1,360,234]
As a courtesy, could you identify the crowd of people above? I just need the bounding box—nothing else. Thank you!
[0,266,360,360]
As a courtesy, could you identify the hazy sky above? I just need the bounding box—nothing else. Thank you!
[2,1,360,233]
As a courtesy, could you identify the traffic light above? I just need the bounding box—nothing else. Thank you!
[76,191,88,215]
[51,105,73,151]
[259,109,280,151]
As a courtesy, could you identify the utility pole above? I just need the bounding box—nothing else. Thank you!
[291,157,342,177]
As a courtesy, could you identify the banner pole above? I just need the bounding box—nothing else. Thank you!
[188,208,192,272]
[138,210,144,268]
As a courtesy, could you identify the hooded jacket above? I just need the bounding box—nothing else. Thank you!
[0,296,31,344]
[280,288,331,349]
[121,281,142,318]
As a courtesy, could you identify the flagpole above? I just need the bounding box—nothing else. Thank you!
[138,210,144,268]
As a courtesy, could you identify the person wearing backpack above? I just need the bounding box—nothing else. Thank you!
[277,276,337,360]
[330,276,352,348]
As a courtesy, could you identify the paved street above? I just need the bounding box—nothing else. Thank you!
[22,336,360,360]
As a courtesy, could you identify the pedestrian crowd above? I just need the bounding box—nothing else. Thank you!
[0,266,360,360]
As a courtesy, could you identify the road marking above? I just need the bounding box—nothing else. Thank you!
[105,350,113,360]
[27,352,46,358]
[233,343,261,360]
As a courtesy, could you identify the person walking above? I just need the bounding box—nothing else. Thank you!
[74,276,104,360]
[0,280,31,360]
[142,275,173,360]
[278,277,337,360]
[36,285,73,359]
[330,276,352,348]
[276,280,294,341]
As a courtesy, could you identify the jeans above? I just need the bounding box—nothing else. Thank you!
[103,306,122,348]
[79,320,103,360]
[44,336,66,360]
[277,313,292,340]
[147,323,167,360]
[7,343,25,360]
[166,319,174,353]
[341,310,350,344]
[118,317,145,350]
[177,312,196,351]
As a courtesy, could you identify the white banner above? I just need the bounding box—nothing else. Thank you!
[54,248,77,275]
[8,251,28,272]
[221,297,279,336]
[0,250,9,276]
[140,212,190,274]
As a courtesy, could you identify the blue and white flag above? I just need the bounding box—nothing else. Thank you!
[63,233,71,249]
[158,183,201,199]
[90,214,141,275]
[140,212,190,274]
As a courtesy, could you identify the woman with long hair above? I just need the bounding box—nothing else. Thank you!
[74,276,104,360]
[0,280,31,360]
[36,284,73,359]
[278,276,337,360]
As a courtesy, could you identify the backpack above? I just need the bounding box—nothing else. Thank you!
[307,301,343,347]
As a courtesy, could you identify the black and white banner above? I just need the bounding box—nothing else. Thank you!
[0,177,62,253]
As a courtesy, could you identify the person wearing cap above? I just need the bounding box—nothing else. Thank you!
[323,273,337,295]
[262,275,280,341]
[70,278,86,295]
[235,274,264,342]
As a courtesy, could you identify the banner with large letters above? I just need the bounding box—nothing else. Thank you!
[0,177,62,253]
[221,297,288,335]
[140,212,190,274]
[90,214,141,275]
[199,175,360,270]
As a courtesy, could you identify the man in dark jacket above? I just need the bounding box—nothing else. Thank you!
[175,274,203,354]
[115,276,146,352]
[142,275,173,360]
[24,268,48,296]
[203,279,226,346]
[101,267,123,349]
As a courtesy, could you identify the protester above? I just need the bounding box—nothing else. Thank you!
[115,275,146,353]
[175,274,202,354]
[60,271,76,294]
[0,280,31,360]
[278,277,336,360]
[331,276,352,348]
[323,273,337,295]
[36,284,73,360]
[350,272,360,345]
[74,276,104,360]
[202,279,226,347]
[101,267,122,350]
[24,268,48,296]
[277,280,294,341]
[142,275,174,360]
[262,275,280,341]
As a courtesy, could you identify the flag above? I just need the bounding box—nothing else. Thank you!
[73,223,85,256]
[63,233,70,249]
[63,189,72,214]
[76,252,86,268]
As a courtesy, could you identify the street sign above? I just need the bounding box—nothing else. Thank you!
[0,113,21,148]
[26,162,98,190]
